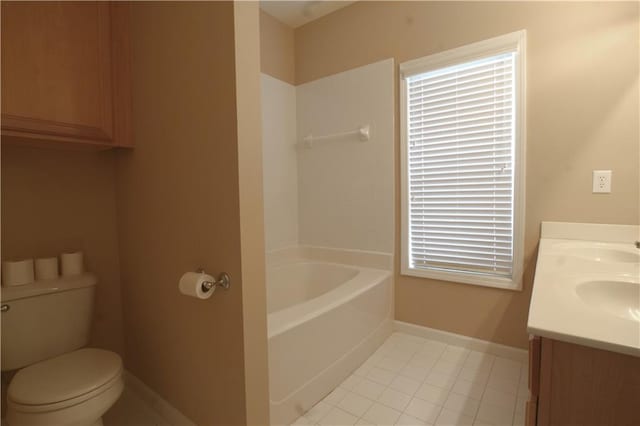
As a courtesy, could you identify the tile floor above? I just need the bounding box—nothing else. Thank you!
[291,333,528,426]
[103,387,170,426]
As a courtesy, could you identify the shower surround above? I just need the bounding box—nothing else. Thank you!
[261,59,395,425]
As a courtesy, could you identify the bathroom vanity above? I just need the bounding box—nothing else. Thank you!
[527,222,640,426]
[527,336,639,426]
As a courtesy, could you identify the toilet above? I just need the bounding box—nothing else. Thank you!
[1,274,123,426]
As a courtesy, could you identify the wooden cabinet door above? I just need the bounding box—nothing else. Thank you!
[1,1,114,143]
[528,335,541,397]
[537,338,640,426]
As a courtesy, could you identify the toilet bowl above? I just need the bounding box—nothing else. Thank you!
[6,348,123,426]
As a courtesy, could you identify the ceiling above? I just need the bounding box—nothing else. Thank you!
[260,1,356,28]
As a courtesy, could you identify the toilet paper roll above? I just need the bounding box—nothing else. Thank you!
[35,257,59,281]
[179,272,215,299]
[61,252,84,277]
[2,259,35,287]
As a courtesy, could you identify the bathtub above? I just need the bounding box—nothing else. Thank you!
[267,247,393,425]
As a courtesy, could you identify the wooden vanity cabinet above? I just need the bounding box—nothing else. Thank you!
[1,1,132,148]
[527,336,640,426]
[526,336,541,426]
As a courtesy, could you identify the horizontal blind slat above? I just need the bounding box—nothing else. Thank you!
[410,188,512,195]
[412,232,511,241]
[409,165,512,175]
[410,182,512,190]
[410,166,512,174]
[410,144,513,158]
[410,223,513,229]
[412,246,512,255]
[410,208,513,214]
[408,155,512,168]
[409,145,512,161]
[412,235,512,247]
[410,127,512,142]
[409,132,512,148]
[410,179,511,186]
[410,120,513,138]
[410,212,513,218]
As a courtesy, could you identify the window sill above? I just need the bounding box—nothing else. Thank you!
[401,266,522,291]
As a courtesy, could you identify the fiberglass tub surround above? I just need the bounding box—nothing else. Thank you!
[261,59,395,425]
[528,221,640,357]
[267,247,393,425]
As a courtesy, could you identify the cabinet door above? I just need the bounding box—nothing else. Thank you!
[1,1,113,142]
[525,399,537,426]
[526,336,541,426]
[528,335,541,397]
[538,338,640,426]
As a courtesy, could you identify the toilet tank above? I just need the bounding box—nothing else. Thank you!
[1,274,96,371]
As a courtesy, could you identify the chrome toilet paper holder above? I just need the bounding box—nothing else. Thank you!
[197,269,231,293]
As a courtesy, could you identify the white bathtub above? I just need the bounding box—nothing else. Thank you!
[267,248,393,425]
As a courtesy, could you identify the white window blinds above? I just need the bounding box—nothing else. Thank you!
[405,52,517,280]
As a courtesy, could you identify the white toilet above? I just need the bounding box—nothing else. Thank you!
[1,274,123,426]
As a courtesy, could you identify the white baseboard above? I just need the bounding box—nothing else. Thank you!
[124,370,195,426]
[394,321,528,363]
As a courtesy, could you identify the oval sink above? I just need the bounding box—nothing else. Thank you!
[576,280,640,321]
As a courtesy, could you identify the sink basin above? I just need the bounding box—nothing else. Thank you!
[576,280,640,321]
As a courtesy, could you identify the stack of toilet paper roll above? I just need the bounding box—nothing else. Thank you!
[1,251,84,287]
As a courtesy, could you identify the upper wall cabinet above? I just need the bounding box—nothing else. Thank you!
[1,1,132,148]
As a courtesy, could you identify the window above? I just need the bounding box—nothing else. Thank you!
[400,31,526,290]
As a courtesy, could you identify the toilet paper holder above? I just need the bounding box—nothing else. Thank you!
[197,269,231,293]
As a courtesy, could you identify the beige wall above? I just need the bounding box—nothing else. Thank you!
[295,1,640,348]
[234,2,271,424]
[1,145,124,355]
[116,1,268,424]
[2,3,269,423]
[260,10,295,84]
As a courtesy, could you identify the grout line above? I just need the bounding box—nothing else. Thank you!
[476,349,499,425]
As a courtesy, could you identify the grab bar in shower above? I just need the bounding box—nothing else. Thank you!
[299,124,371,148]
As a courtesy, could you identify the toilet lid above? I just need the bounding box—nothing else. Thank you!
[8,348,122,406]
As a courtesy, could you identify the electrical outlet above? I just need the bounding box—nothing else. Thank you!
[592,170,612,193]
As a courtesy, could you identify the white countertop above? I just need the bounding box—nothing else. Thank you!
[527,222,640,357]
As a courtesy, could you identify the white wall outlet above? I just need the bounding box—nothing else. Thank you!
[592,170,612,193]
